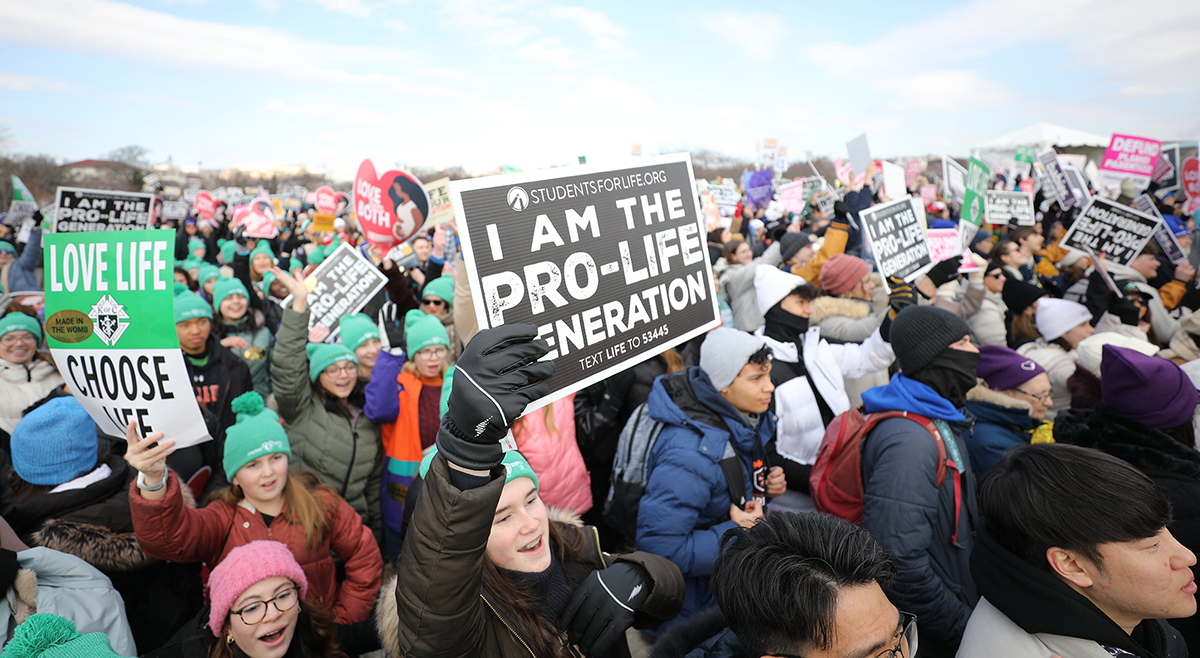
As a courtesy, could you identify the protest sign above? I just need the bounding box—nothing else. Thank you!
[846,134,871,174]
[778,177,823,214]
[1015,145,1036,164]
[742,169,773,210]
[312,213,335,232]
[1062,166,1090,206]
[354,159,430,253]
[43,229,209,447]
[334,192,351,218]
[926,228,981,274]
[905,160,922,190]
[1153,153,1175,184]
[861,197,932,292]
[193,191,216,222]
[816,190,837,216]
[314,186,338,216]
[920,184,938,203]
[161,200,188,221]
[986,191,1035,226]
[1099,133,1161,187]
[710,182,740,213]
[1183,156,1200,213]
[882,161,907,200]
[962,157,990,227]
[449,153,720,412]
[278,184,307,199]
[1037,149,1076,209]
[53,187,155,233]
[181,189,199,206]
[774,147,789,176]
[283,242,387,337]
[1132,194,1187,264]
[1159,145,1181,192]
[5,175,39,226]
[422,177,455,229]
[1057,154,1087,172]
[1059,198,1158,267]
[943,157,968,206]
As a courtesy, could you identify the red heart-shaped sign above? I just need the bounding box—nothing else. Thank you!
[315,186,338,215]
[1183,156,1200,201]
[194,191,216,222]
[354,159,430,252]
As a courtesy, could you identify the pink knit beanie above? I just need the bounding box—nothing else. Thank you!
[819,254,871,296]
[207,541,309,636]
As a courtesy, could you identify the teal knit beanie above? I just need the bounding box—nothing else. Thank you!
[182,257,204,273]
[0,312,41,341]
[419,447,538,489]
[222,392,290,480]
[306,341,357,382]
[198,264,220,287]
[421,274,454,304]
[289,257,302,274]
[250,240,275,263]
[257,270,278,297]
[308,244,326,265]
[218,239,237,265]
[212,277,250,313]
[405,309,449,355]
[174,290,213,324]
[188,237,206,257]
[339,314,378,352]
[3,613,123,658]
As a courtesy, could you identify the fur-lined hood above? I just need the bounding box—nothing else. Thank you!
[966,384,1032,412]
[29,469,196,574]
[809,295,871,326]
[375,507,583,657]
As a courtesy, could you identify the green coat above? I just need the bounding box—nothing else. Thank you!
[221,311,273,396]
[272,308,382,539]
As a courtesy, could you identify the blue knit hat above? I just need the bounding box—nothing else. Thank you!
[11,398,97,486]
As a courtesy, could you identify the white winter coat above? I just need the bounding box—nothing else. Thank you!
[969,290,1007,347]
[958,597,1133,658]
[0,357,64,436]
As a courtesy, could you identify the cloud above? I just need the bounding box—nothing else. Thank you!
[309,0,372,17]
[549,6,629,57]
[0,0,459,96]
[118,94,198,107]
[879,71,1016,111]
[381,17,409,33]
[0,70,70,92]
[262,100,387,126]
[562,75,656,118]
[687,11,787,60]
[436,0,539,48]
[514,37,581,69]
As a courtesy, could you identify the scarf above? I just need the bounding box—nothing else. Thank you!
[908,348,980,410]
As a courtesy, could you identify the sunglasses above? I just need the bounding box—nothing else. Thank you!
[986,271,1005,279]
[422,298,446,307]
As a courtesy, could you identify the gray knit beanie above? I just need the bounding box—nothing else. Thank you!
[890,306,971,374]
[700,328,767,391]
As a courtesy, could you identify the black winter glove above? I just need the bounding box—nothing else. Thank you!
[886,276,917,316]
[561,562,651,657]
[233,225,249,248]
[1110,297,1141,326]
[435,324,554,470]
[833,200,850,223]
[926,255,963,288]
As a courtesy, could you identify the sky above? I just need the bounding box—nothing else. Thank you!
[1,0,1197,180]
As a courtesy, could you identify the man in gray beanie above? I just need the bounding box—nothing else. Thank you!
[857,305,982,658]
[636,327,783,625]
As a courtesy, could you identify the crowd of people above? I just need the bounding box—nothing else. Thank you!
[0,159,1199,658]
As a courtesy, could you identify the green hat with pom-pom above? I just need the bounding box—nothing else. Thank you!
[222,391,290,480]
[250,240,275,263]
[212,277,250,312]
[218,239,237,265]
[306,341,357,382]
[405,308,449,355]
[289,257,302,274]
[3,613,123,658]
[197,264,220,286]
[188,236,206,257]
[307,244,326,265]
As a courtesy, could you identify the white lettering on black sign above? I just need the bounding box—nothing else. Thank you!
[1059,198,1158,266]
[861,197,931,287]
[54,187,156,233]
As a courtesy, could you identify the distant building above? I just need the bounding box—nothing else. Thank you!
[63,159,137,180]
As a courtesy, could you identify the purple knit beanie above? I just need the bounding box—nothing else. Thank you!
[207,541,309,636]
[975,345,1045,391]
[1101,344,1199,430]
[819,254,871,296]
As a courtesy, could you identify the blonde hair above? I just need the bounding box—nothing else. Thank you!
[402,360,451,377]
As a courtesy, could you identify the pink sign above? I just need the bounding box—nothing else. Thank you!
[926,228,981,273]
[1183,156,1199,214]
[193,191,216,222]
[905,160,922,189]
[354,159,430,252]
[1099,133,1162,182]
[920,184,937,203]
[314,186,338,215]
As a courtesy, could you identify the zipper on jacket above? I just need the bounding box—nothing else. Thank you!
[481,593,536,657]
[341,416,358,497]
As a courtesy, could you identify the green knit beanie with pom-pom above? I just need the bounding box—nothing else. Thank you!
[4,613,123,658]
[222,391,290,480]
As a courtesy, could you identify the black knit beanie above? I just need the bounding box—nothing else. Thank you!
[890,306,971,374]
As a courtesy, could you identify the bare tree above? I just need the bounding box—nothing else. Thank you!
[0,153,66,208]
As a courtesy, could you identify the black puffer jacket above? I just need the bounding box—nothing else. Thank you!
[1054,405,1200,649]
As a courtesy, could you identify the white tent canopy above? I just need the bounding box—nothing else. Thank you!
[975,122,1109,150]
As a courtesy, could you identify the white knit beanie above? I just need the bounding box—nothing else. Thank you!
[1035,298,1092,341]
[701,329,767,391]
[754,264,806,317]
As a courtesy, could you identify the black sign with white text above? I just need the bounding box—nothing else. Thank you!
[861,196,931,290]
[53,187,155,233]
[451,154,719,410]
[283,243,387,337]
[1060,198,1158,267]
[1037,149,1076,209]
[986,191,1035,226]
[1132,194,1186,264]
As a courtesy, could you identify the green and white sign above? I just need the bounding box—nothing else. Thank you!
[1014,145,1035,164]
[962,157,991,227]
[43,229,210,447]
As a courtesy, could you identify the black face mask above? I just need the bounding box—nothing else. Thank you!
[763,302,810,344]
[908,348,980,409]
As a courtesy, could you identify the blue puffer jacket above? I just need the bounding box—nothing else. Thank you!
[4,229,42,293]
[860,374,979,657]
[636,367,777,625]
[962,384,1045,477]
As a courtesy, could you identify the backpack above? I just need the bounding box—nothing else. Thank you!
[604,403,747,544]
[809,407,946,525]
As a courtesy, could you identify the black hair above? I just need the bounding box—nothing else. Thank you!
[388,176,430,219]
[980,443,1172,572]
[711,512,898,656]
[788,283,821,302]
[747,344,772,367]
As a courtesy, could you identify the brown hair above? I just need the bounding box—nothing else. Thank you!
[218,471,335,552]
[1008,227,1038,246]
[661,348,685,374]
[209,593,347,658]
[480,521,589,658]
[1010,311,1041,346]
[722,239,748,263]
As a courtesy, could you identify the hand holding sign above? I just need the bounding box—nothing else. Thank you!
[354,159,430,253]
[123,421,175,494]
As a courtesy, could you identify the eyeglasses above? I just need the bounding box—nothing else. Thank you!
[323,362,357,377]
[1013,387,1052,403]
[0,332,37,345]
[231,586,300,625]
[775,611,917,658]
[415,346,448,360]
[422,298,446,307]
